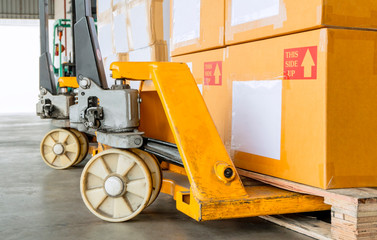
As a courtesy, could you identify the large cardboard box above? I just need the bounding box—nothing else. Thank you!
[225,0,377,46]
[128,41,168,62]
[112,1,130,53]
[227,28,377,189]
[127,0,165,51]
[97,0,114,59]
[99,0,168,85]
[98,0,166,55]
[170,0,225,57]
[171,48,230,144]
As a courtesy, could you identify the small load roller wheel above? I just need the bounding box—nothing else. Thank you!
[70,129,89,165]
[40,128,81,169]
[80,148,153,222]
[130,149,162,206]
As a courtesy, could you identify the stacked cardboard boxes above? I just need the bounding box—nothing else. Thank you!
[97,0,168,86]
[225,0,377,45]
[169,0,225,56]
[169,0,377,189]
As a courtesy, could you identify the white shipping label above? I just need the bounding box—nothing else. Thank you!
[231,80,282,160]
[172,0,201,44]
[231,0,280,26]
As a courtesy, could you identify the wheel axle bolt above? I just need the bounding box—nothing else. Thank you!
[104,176,124,197]
[134,138,142,145]
[53,143,64,155]
[224,168,233,179]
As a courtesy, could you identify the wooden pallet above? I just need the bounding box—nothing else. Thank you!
[238,169,377,240]
[260,214,332,240]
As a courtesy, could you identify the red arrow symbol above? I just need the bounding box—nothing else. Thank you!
[301,49,315,78]
[214,63,221,85]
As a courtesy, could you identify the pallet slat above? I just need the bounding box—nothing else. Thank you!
[238,168,377,239]
[260,214,331,240]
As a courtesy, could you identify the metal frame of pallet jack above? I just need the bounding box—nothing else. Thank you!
[38,0,142,150]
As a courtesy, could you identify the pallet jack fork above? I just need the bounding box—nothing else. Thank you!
[109,62,330,221]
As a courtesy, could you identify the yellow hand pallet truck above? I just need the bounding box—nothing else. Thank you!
[37,0,329,223]
[79,62,330,222]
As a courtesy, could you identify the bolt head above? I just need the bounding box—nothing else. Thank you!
[224,168,233,179]
[79,79,89,88]
[134,138,142,145]
[40,88,47,95]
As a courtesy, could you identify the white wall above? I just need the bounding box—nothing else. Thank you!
[0,19,53,114]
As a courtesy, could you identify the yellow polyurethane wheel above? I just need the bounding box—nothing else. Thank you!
[130,149,162,207]
[40,128,81,170]
[80,148,153,222]
[70,129,89,165]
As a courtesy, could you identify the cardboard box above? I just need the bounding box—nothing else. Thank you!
[170,0,225,57]
[97,0,114,59]
[127,0,164,51]
[225,0,377,46]
[128,41,168,62]
[98,0,166,55]
[112,1,130,53]
[227,28,377,189]
[99,1,168,87]
[97,0,112,17]
[171,48,231,145]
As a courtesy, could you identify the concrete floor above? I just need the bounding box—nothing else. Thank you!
[0,114,313,240]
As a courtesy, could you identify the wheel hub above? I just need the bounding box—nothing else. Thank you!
[104,176,125,197]
[53,143,64,155]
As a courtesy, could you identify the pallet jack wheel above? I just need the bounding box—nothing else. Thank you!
[40,128,81,169]
[69,129,89,165]
[130,149,162,207]
[80,148,153,222]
